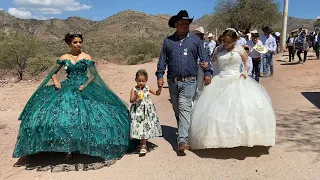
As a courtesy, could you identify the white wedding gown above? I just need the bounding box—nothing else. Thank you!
[190,45,276,149]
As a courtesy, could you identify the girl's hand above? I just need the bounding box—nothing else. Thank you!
[54,82,61,89]
[78,85,84,91]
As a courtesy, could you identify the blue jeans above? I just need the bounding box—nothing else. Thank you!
[252,59,261,82]
[168,78,197,144]
[262,51,274,76]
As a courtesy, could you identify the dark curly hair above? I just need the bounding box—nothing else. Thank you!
[64,31,83,45]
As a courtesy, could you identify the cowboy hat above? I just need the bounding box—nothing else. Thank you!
[207,33,214,38]
[253,44,268,54]
[250,30,260,37]
[168,10,193,28]
[275,32,281,37]
[192,26,205,34]
[250,30,259,34]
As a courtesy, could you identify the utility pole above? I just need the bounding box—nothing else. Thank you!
[215,28,218,41]
[281,0,289,52]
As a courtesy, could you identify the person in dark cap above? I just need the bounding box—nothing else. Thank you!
[156,10,212,155]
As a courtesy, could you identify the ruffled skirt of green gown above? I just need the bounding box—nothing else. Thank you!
[13,59,137,166]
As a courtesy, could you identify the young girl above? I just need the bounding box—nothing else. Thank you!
[129,69,162,155]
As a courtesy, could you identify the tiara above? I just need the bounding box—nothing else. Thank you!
[226,28,239,37]
[68,31,82,35]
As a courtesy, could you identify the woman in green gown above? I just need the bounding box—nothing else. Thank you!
[13,32,135,165]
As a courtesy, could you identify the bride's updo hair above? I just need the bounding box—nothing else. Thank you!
[222,28,240,41]
[64,31,83,45]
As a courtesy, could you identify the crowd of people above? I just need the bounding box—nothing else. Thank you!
[12,10,277,171]
[286,27,320,63]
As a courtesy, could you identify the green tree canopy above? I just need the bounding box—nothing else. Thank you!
[209,0,281,31]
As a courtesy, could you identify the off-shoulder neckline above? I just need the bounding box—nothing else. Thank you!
[58,59,93,65]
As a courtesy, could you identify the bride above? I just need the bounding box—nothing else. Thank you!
[189,28,276,149]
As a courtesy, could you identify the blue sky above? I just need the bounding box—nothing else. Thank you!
[0,0,319,21]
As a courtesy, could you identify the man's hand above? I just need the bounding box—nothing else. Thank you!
[200,61,208,69]
[157,78,164,87]
[203,76,211,86]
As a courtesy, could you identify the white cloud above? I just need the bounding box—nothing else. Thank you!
[0,8,3,10]
[8,7,49,20]
[12,0,92,14]
[8,8,33,19]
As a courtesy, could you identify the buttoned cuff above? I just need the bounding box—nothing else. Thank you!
[204,71,212,77]
[156,73,164,80]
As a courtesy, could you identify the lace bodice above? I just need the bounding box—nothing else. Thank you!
[213,45,244,77]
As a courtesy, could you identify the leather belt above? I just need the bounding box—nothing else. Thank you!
[170,76,196,82]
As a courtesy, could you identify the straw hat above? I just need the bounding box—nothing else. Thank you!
[192,26,205,34]
[207,33,214,38]
[250,30,260,37]
[253,44,268,54]
[250,30,259,34]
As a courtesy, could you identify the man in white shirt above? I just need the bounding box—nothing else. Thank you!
[207,33,216,57]
[260,27,277,77]
[246,31,263,82]
[236,32,247,46]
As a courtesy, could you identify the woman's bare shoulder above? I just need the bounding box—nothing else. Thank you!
[82,53,93,61]
[59,54,70,60]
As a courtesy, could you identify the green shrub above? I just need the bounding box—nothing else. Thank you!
[27,55,53,76]
[128,41,160,58]
[126,54,152,65]
[0,33,52,81]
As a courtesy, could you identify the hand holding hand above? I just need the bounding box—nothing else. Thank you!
[78,85,84,91]
[200,61,208,69]
[54,82,61,89]
[157,78,164,87]
[203,76,211,86]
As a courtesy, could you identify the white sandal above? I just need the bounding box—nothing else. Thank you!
[139,145,147,154]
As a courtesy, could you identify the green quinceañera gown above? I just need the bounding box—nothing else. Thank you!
[13,59,135,161]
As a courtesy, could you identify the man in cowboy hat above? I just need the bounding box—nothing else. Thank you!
[191,26,211,101]
[260,26,277,77]
[192,26,205,40]
[156,10,212,155]
[207,33,216,57]
[246,30,265,82]
[191,26,211,58]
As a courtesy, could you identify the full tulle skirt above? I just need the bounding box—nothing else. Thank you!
[189,74,276,149]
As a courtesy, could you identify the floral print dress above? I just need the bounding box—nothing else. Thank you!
[130,86,162,139]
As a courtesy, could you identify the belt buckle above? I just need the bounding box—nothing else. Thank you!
[173,77,184,82]
[177,77,184,82]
